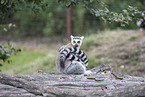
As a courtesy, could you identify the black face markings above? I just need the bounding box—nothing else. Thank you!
[73,40,80,44]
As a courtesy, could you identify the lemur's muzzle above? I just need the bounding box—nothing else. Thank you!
[75,44,79,47]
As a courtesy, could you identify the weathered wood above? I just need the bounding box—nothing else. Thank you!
[0,73,43,96]
[0,83,36,96]
[0,64,145,96]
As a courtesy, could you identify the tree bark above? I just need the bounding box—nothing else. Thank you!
[0,73,43,96]
[0,65,145,96]
[66,5,73,39]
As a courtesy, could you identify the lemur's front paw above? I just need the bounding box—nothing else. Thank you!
[85,70,92,74]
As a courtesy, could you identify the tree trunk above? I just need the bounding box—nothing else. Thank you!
[66,5,73,39]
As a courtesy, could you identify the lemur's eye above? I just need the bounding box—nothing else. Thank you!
[77,41,80,43]
[73,41,76,43]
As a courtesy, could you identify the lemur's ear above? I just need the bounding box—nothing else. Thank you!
[81,36,84,40]
[71,35,73,39]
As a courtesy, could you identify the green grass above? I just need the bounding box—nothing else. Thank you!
[0,48,57,75]
[0,29,145,76]
[82,29,145,76]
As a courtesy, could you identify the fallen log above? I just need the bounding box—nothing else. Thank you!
[0,64,145,96]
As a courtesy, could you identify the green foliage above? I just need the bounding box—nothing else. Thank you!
[58,0,145,25]
[0,0,45,19]
[1,0,145,25]
[0,43,22,66]
[14,9,46,36]
[87,57,101,69]
[0,0,145,36]
[0,23,16,35]
[1,0,67,36]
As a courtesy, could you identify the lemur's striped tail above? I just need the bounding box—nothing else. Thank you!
[60,56,65,69]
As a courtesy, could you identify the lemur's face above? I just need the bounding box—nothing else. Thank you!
[71,35,84,48]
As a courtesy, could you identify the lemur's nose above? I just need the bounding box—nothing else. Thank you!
[75,44,79,47]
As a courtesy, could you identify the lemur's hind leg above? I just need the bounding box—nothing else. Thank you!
[65,61,86,74]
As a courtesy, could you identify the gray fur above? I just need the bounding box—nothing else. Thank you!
[65,61,86,74]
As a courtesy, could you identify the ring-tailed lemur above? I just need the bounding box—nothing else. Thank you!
[56,35,91,74]
[60,46,88,69]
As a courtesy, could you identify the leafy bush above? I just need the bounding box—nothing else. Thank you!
[0,43,22,66]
